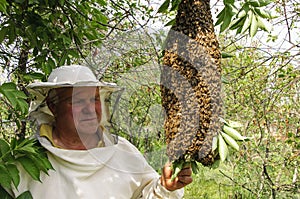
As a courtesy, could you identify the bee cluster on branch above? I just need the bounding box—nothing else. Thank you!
[160,0,251,179]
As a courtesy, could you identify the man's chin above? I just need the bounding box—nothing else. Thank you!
[76,123,99,134]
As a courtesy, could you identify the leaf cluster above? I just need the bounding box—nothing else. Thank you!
[0,82,28,115]
[157,0,181,14]
[216,0,278,37]
[0,137,53,198]
[156,0,181,26]
[0,0,108,76]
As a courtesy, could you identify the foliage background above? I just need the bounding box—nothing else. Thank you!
[0,0,299,198]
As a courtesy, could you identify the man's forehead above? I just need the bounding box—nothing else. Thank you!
[55,87,100,97]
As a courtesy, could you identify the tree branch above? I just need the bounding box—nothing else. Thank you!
[219,169,255,195]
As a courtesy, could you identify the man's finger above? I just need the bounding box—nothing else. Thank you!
[177,167,192,176]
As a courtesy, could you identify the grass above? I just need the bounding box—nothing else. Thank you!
[183,162,256,199]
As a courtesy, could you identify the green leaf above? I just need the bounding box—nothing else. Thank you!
[18,145,37,154]
[98,0,107,6]
[95,12,108,25]
[250,15,258,37]
[41,62,53,76]
[229,16,245,30]
[17,156,40,181]
[0,0,8,15]
[6,164,20,189]
[170,0,181,11]
[165,18,176,27]
[237,9,247,18]
[57,0,65,6]
[15,138,53,175]
[36,153,53,172]
[215,8,225,26]
[0,165,12,189]
[24,24,36,43]
[61,35,72,45]
[249,0,272,7]
[221,52,235,58]
[256,15,272,32]
[8,25,16,44]
[241,10,253,34]
[16,191,33,199]
[248,0,260,7]
[68,49,80,58]
[58,52,68,66]
[211,136,218,152]
[48,57,56,69]
[18,100,29,116]
[221,132,240,151]
[0,82,28,114]
[190,161,199,174]
[0,185,14,199]
[157,0,170,13]
[26,153,52,174]
[223,125,245,140]
[28,0,39,4]
[23,72,45,81]
[236,24,243,34]
[218,4,236,32]
[218,133,228,162]
[171,159,184,181]
[221,76,230,84]
[9,138,18,150]
[0,139,10,158]
[14,0,26,3]
[16,138,36,149]
[224,0,234,4]
[229,7,248,31]
[0,26,8,43]
[254,7,275,19]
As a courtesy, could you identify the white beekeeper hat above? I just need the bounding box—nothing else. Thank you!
[27,65,120,126]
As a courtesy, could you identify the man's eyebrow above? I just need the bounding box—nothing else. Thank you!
[56,95,72,103]
[71,89,97,96]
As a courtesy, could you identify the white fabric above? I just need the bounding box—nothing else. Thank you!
[11,135,184,199]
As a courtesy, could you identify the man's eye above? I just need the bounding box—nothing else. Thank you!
[73,100,85,105]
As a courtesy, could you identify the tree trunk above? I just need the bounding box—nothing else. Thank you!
[17,46,29,139]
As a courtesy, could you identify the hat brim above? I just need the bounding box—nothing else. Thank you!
[27,81,121,95]
[27,81,118,89]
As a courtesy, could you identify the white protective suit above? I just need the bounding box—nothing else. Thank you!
[10,130,184,199]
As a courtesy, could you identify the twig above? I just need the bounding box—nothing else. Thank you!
[262,162,276,199]
[219,169,255,194]
[282,0,291,43]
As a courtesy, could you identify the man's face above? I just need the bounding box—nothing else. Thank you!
[51,87,102,135]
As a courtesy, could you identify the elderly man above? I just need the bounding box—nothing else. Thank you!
[10,65,192,198]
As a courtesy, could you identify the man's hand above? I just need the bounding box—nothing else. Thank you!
[160,162,193,191]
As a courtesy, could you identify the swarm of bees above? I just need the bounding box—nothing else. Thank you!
[161,0,223,167]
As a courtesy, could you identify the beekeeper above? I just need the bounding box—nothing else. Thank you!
[10,65,192,199]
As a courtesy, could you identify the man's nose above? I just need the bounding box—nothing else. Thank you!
[83,102,96,113]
